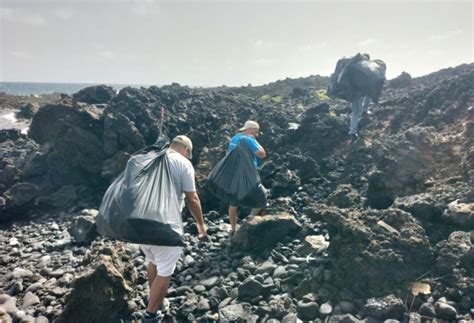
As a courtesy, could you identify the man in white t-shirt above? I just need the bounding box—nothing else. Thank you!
[140,135,207,323]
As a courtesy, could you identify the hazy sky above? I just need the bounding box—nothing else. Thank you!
[1,0,472,86]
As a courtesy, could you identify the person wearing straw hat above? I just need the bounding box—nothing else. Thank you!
[141,134,207,323]
[227,120,266,236]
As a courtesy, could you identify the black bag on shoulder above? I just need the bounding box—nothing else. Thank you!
[206,142,267,208]
[96,137,185,246]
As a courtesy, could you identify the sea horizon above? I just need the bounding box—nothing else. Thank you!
[0,81,152,96]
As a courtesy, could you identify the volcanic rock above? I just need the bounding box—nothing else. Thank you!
[232,213,302,252]
[72,85,116,105]
[364,295,405,320]
[435,231,472,274]
[58,243,137,323]
[306,204,433,295]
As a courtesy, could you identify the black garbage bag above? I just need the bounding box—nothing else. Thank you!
[96,137,185,246]
[206,142,267,208]
[328,53,386,103]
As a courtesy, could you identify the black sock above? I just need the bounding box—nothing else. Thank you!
[144,311,157,319]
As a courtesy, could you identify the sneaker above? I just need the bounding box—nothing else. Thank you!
[141,312,161,323]
[350,133,359,143]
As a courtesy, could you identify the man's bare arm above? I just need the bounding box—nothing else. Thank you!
[185,191,207,237]
[256,147,266,159]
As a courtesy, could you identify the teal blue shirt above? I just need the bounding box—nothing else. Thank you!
[228,133,262,167]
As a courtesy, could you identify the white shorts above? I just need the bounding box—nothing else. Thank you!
[140,245,183,277]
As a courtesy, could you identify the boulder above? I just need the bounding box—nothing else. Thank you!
[69,211,98,244]
[72,85,116,105]
[3,182,39,206]
[442,200,474,228]
[306,204,433,296]
[364,295,405,320]
[58,243,137,323]
[28,103,106,184]
[367,138,430,209]
[232,213,302,252]
[435,231,472,274]
[392,193,442,222]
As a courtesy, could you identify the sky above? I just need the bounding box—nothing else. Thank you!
[0,0,473,86]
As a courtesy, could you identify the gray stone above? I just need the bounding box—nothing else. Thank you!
[273,266,287,279]
[435,301,457,320]
[337,301,355,314]
[325,314,363,323]
[364,295,405,320]
[406,312,422,323]
[319,302,333,316]
[193,285,206,293]
[12,268,34,279]
[0,307,12,323]
[199,276,220,289]
[297,301,319,321]
[184,255,195,266]
[218,304,253,322]
[255,261,277,275]
[238,278,264,299]
[418,302,436,318]
[21,292,40,309]
[69,215,97,243]
[197,298,211,311]
[281,313,300,323]
[0,294,18,316]
[297,235,329,256]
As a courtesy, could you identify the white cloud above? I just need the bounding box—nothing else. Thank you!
[297,41,329,52]
[54,8,75,20]
[427,49,444,57]
[0,7,47,25]
[429,29,463,41]
[250,58,275,66]
[10,51,33,59]
[357,38,377,47]
[98,51,119,63]
[253,40,273,49]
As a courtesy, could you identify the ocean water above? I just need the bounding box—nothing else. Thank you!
[0,111,29,134]
[0,82,148,96]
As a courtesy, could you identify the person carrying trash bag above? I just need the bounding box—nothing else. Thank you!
[96,134,207,323]
[207,120,267,236]
[327,53,386,142]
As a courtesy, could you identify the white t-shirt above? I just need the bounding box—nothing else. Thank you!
[166,149,196,211]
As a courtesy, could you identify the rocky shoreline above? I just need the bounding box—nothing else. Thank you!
[0,64,473,322]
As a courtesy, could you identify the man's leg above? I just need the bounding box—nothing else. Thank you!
[229,206,238,232]
[361,96,371,114]
[147,262,157,290]
[146,275,172,313]
[250,208,262,216]
[349,96,362,135]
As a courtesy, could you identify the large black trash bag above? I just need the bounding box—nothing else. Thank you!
[328,53,386,103]
[206,142,267,208]
[96,137,185,246]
